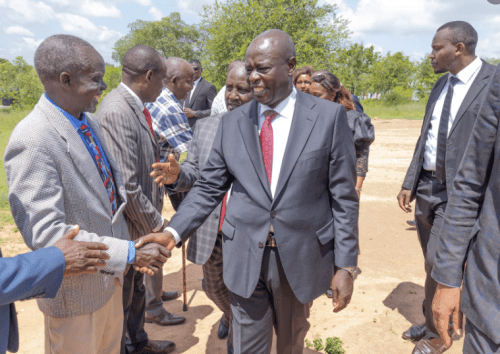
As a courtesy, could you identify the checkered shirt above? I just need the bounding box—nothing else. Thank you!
[145,87,193,162]
[211,86,227,116]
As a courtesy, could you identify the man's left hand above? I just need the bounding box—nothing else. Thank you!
[432,283,463,349]
[184,108,196,118]
[331,268,354,313]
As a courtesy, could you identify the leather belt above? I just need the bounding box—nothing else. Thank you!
[422,169,437,178]
[265,232,277,248]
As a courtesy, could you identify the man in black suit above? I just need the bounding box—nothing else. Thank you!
[396,21,496,354]
[183,59,217,129]
[137,29,359,354]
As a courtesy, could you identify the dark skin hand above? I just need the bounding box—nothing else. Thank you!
[184,107,196,118]
[151,153,181,188]
[53,225,110,276]
[331,268,354,313]
[432,283,463,348]
[397,188,412,213]
[132,241,172,276]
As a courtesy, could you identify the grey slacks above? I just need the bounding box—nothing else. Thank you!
[415,171,448,339]
[464,321,500,354]
[229,247,311,354]
[144,271,165,316]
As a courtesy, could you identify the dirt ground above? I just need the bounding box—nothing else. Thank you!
[3,119,465,354]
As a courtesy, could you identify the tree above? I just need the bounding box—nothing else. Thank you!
[0,57,44,110]
[413,56,444,100]
[485,57,500,65]
[201,0,350,89]
[330,43,380,96]
[112,12,201,64]
[101,64,122,101]
[368,52,415,94]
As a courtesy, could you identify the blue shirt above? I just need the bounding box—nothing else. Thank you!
[45,94,135,264]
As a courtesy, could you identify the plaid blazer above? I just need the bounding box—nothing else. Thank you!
[96,85,164,240]
[167,113,224,265]
[4,94,131,318]
[432,64,500,343]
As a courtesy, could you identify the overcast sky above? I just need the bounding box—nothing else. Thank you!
[0,0,499,65]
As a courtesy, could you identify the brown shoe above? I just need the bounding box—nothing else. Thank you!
[402,324,426,341]
[145,311,186,326]
[411,338,446,354]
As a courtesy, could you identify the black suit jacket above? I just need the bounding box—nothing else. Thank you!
[183,77,217,128]
[402,60,496,199]
[168,90,359,304]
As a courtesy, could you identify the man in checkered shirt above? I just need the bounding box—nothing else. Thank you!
[143,57,194,327]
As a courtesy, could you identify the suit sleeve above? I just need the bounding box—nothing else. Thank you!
[432,67,500,288]
[166,121,201,194]
[4,137,129,274]
[168,118,233,244]
[195,84,218,119]
[0,247,65,306]
[98,110,163,234]
[329,106,360,267]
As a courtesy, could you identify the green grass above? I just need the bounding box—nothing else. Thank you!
[363,99,426,120]
[0,108,30,213]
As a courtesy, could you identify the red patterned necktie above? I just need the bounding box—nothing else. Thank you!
[260,110,278,184]
[218,193,229,231]
[143,108,159,162]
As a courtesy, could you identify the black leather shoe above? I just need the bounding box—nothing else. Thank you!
[161,291,180,301]
[407,220,416,227]
[411,337,446,354]
[134,340,175,354]
[402,323,426,341]
[145,311,186,326]
[218,315,230,339]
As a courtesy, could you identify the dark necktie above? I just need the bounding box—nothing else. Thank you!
[143,108,159,163]
[435,76,460,183]
[260,110,278,184]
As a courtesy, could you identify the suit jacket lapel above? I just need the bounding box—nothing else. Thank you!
[272,92,318,206]
[188,78,204,108]
[449,61,491,136]
[40,95,113,215]
[117,85,158,150]
[238,100,272,200]
[421,76,447,139]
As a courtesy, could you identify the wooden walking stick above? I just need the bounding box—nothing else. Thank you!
[182,243,188,311]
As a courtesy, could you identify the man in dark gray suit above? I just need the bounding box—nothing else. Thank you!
[137,29,359,354]
[396,21,496,354]
[183,59,217,129]
[97,45,176,354]
[432,64,500,354]
[151,62,253,352]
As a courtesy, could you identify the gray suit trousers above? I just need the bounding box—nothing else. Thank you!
[464,321,500,354]
[415,171,447,339]
[230,247,311,354]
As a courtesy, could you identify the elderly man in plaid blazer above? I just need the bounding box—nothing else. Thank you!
[432,63,500,354]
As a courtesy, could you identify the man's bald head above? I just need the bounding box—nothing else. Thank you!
[34,34,99,84]
[164,57,194,101]
[122,45,164,80]
[246,29,296,62]
[227,60,245,73]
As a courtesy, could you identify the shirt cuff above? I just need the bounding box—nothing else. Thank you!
[127,241,136,264]
[153,217,164,232]
[165,226,181,244]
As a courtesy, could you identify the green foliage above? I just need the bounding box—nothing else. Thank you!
[369,52,414,93]
[112,12,201,64]
[363,99,426,120]
[0,57,44,110]
[201,0,350,89]
[101,64,122,101]
[413,56,444,99]
[305,338,312,349]
[313,338,324,351]
[485,57,500,66]
[382,86,413,105]
[330,43,380,96]
[325,337,345,354]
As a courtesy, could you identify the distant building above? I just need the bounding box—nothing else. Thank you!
[1,98,14,106]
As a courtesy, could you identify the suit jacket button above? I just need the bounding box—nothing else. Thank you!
[258,242,264,248]
[214,214,219,219]
[270,211,276,218]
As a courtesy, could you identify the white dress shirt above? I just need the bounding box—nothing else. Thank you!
[186,77,202,106]
[167,87,297,243]
[423,56,482,170]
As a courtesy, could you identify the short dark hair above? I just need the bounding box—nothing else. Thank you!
[437,21,478,55]
[122,45,164,79]
[189,59,202,67]
[34,34,96,83]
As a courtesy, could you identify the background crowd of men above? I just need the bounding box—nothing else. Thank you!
[0,19,499,354]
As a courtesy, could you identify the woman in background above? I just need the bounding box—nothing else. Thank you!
[310,70,375,197]
[292,66,315,93]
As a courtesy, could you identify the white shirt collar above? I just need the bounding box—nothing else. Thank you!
[258,86,297,119]
[454,56,482,85]
[120,82,144,108]
[193,77,202,87]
